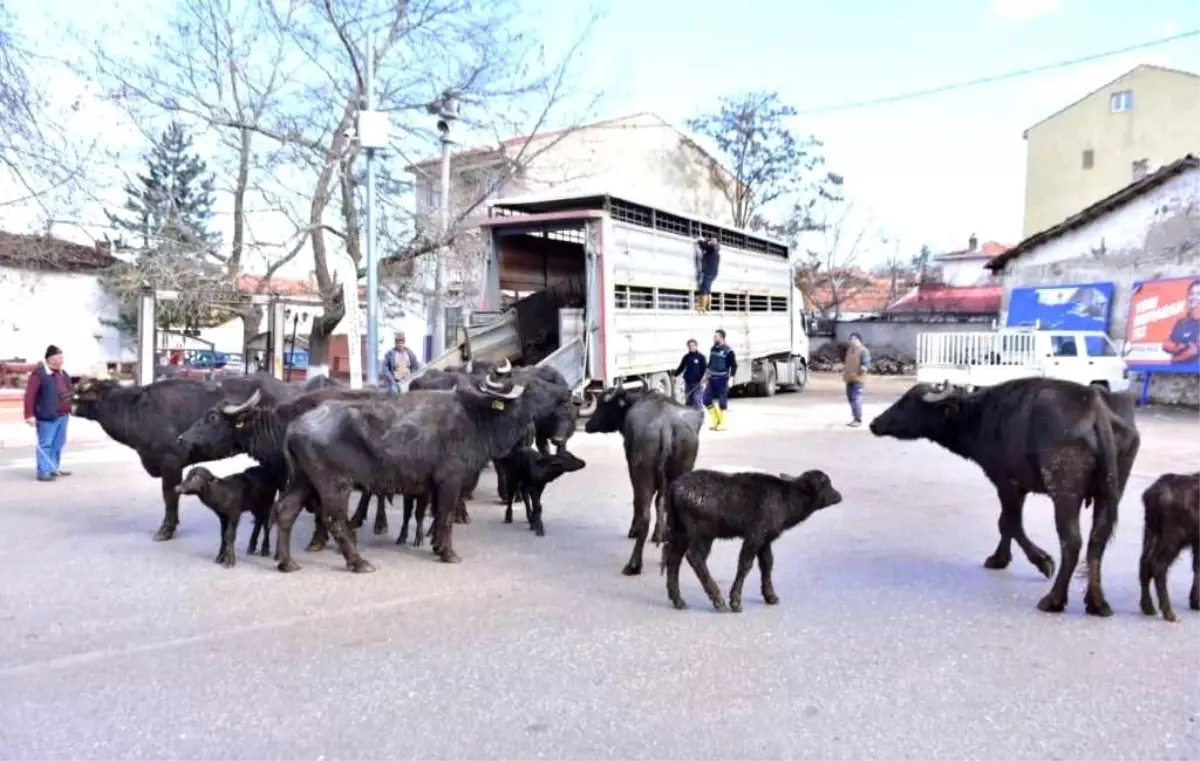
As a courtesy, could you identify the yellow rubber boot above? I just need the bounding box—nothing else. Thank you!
[715,407,727,431]
[707,405,720,430]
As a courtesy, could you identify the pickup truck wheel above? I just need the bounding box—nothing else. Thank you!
[760,364,778,397]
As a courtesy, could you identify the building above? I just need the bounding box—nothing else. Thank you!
[1021,65,1200,238]
[930,235,1010,287]
[0,231,127,374]
[404,112,742,315]
[987,154,1200,405]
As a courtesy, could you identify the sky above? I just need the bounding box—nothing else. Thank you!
[2,0,1199,276]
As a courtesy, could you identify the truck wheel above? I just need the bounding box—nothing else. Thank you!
[648,372,673,399]
[788,359,808,392]
[760,364,778,397]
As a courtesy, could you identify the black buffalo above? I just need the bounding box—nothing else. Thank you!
[584,386,704,576]
[175,384,390,552]
[71,374,296,541]
[869,378,1140,616]
[176,464,278,567]
[272,366,576,572]
[1138,471,1199,622]
[303,375,343,391]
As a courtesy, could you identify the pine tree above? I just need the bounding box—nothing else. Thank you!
[107,121,219,253]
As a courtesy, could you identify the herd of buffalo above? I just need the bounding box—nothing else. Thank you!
[66,361,1197,621]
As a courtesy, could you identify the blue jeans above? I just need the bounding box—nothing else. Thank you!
[35,416,68,478]
[697,271,717,294]
[703,376,730,411]
[386,379,409,394]
[845,382,864,422]
[683,381,705,409]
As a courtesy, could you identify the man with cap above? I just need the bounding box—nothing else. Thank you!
[382,332,422,394]
[23,344,73,482]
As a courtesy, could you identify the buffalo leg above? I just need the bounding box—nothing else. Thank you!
[1037,497,1083,614]
[373,494,390,536]
[305,500,328,552]
[622,475,655,576]
[398,496,415,545]
[503,484,517,524]
[1082,494,1117,617]
[318,485,374,574]
[247,515,263,555]
[495,461,509,504]
[259,516,272,558]
[685,536,726,611]
[349,491,371,530]
[758,543,779,605]
[1139,525,1158,616]
[155,467,183,542]
[414,496,428,548]
[274,489,308,573]
[527,488,546,536]
[664,537,688,610]
[728,540,762,613]
[1150,537,1187,622]
[432,483,462,563]
[214,512,233,566]
[1189,541,1199,612]
[986,488,1054,579]
[218,512,241,569]
[650,488,666,545]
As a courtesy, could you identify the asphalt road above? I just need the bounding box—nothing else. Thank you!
[0,375,1197,761]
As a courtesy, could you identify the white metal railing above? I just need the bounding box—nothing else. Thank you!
[917,331,1038,368]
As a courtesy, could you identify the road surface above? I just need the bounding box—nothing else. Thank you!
[0,374,1197,760]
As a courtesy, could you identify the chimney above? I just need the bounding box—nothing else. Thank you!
[968,233,978,252]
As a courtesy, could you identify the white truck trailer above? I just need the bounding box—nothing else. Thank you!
[419,191,813,411]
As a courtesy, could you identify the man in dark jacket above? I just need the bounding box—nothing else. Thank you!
[695,236,720,312]
[673,339,707,409]
[702,329,737,431]
[23,344,73,482]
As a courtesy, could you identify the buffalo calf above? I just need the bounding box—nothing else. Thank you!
[1138,472,1200,623]
[495,447,587,536]
[176,465,279,568]
[661,469,842,613]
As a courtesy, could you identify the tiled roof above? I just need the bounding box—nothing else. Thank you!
[887,284,1002,314]
[800,273,898,314]
[0,231,117,272]
[936,241,1011,260]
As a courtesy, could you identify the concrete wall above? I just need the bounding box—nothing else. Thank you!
[0,267,131,374]
[811,320,991,361]
[999,166,1200,405]
[1023,66,1200,237]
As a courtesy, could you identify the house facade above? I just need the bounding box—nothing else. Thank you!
[0,232,127,375]
[1022,65,1200,238]
[988,155,1200,405]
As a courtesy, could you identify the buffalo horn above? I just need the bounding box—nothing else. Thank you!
[497,358,512,375]
[221,388,262,415]
[483,372,507,390]
[921,385,955,404]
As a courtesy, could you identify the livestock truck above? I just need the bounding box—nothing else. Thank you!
[417,190,814,413]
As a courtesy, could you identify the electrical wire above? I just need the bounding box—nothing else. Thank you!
[793,30,1200,116]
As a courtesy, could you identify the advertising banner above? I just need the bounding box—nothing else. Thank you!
[1005,282,1114,331]
[1124,277,1200,373]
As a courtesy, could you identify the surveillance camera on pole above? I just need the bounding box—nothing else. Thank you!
[427,89,460,359]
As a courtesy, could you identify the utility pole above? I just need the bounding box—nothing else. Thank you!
[354,34,389,386]
[427,91,458,359]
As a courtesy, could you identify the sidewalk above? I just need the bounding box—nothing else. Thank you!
[0,418,111,450]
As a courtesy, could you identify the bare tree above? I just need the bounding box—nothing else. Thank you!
[793,201,879,319]
[876,235,920,306]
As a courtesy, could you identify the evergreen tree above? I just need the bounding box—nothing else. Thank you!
[107,121,219,253]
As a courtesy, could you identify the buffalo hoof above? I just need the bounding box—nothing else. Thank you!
[982,553,1011,570]
[1036,594,1066,613]
[259,545,271,558]
[534,525,545,537]
[1189,594,1199,611]
[763,591,780,606]
[412,534,424,549]
[305,538,326,553]
[670,598,688,610]
[153,526,176,542]
[373,522,389,536]
[650,528,665,545]
[348,558,376,574]
[277,559,301,573]
[621,561,642,576]
[1084,595,1113,618]
[454,511,471,525]
[438,550,462,564]
[504,515,513,524]
[1033,555,1056,580]
[711,597,728,612]
[396,532,408,546]
[1164,610,1180,623]
[1140,596,1157,616]
[729,599,743,613]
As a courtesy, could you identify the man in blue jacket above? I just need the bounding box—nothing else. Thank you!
[703,329,737,430]
[673,339,707,409]
[695,236,720,312]
[22,344,73,482]
[382,333,422,394]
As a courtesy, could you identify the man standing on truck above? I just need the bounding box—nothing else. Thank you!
[843,332,871,428]
[382,333,421,394]
[703,329,737,431]
[674,339,707,409]
[695,236,720,312]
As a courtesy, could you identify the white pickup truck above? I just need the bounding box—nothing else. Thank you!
[916,328,1132,392]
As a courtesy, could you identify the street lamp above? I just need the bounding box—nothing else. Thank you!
[425,90,459,359]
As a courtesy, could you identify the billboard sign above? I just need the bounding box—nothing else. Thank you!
[1005,282,1115,331]
[1124,276,1200,373]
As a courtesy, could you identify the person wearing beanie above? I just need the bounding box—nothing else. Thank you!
[22,344,74,482]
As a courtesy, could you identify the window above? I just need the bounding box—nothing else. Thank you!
[1050,335,1079,357]
[419,180,438,211]
[1084,336,1117,357]
[1082,149,1095,170]
[1110,90,1133,113]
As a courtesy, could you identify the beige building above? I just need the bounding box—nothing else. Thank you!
[1021,64,1200,237]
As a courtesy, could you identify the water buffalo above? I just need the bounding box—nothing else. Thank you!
[1138,471,1199,622]
[271,366,576,572]
[584,386,704,576]
[175,464,278,567]
[71,374,296,541]
[869,377,1140,616]
[176,385,391,552]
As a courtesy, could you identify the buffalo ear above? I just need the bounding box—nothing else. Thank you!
[795,469,829,496]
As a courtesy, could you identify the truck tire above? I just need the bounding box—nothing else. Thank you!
[648,372,673,399]
[759,363,778,397]
[787,359,808,392]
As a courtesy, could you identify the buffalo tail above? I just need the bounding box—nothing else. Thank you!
[1091,391,1122,523]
